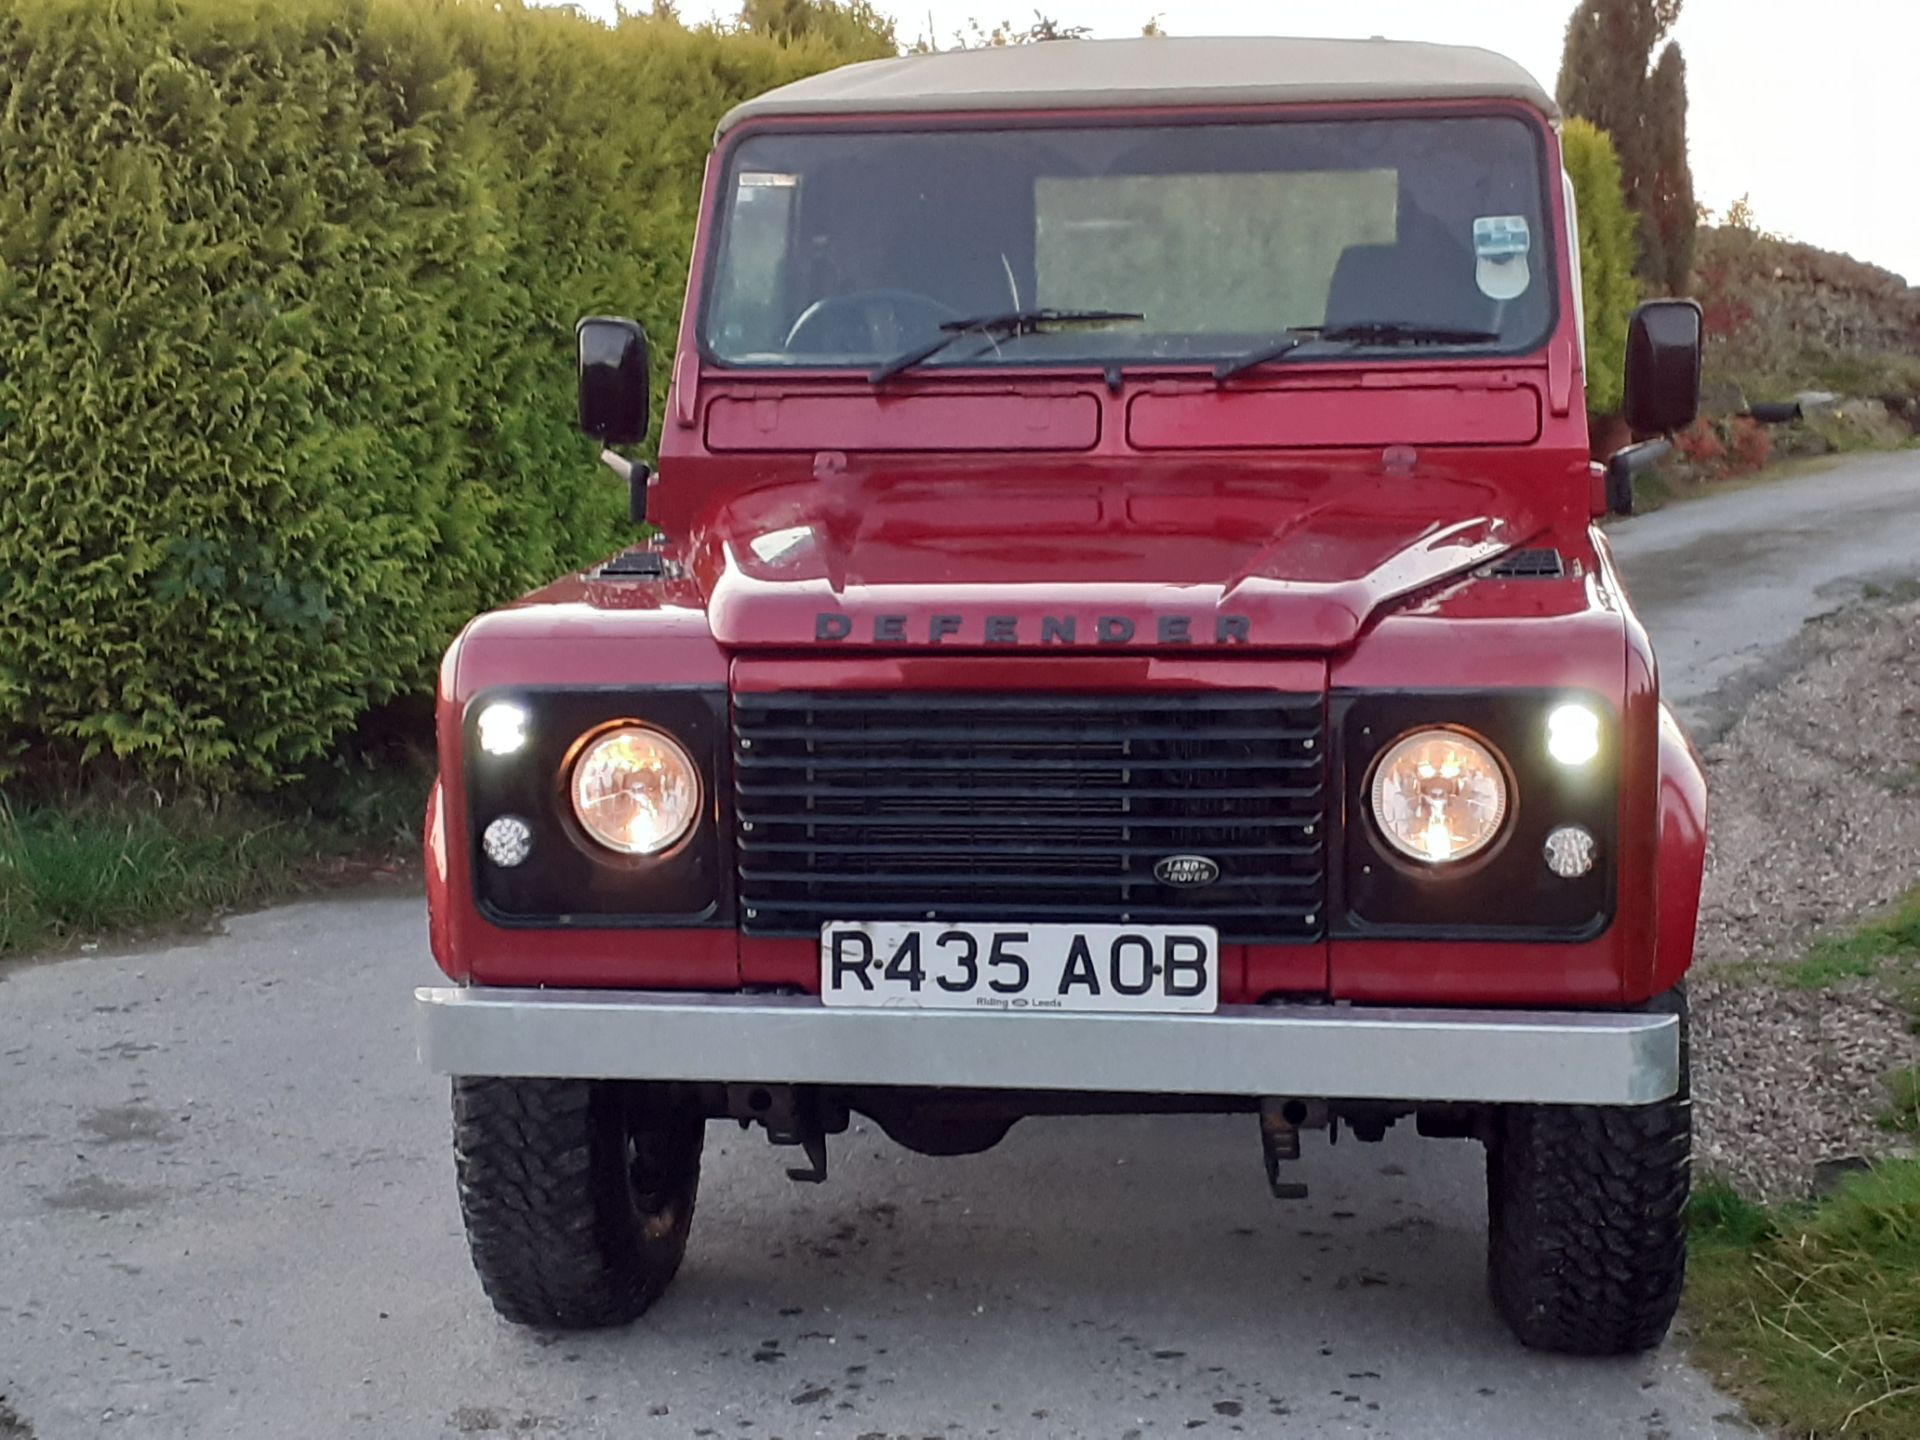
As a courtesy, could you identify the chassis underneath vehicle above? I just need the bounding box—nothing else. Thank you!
[689,1080,1475,1177]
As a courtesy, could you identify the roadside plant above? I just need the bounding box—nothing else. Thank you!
[1726,417,1772,474]
[1690,1163,1920,1439]
[1561,118,1640,417]
[1673,417,1726,469]
[0,0,880,790]
[1557,0,1695,295]
[1669,416,1770,481]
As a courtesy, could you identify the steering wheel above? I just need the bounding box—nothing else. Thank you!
[785,289,960,355]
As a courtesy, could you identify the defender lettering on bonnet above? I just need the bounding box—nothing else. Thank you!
[814,612,1253,645]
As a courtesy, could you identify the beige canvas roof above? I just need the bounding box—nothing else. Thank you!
[716,36,1559,138]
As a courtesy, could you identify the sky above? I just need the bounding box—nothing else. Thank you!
[567,0,1919,284]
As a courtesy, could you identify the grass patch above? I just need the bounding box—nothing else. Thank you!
[1720,351,1920,408]
[1802,408,1913,455]
[1801,350,1920,403]
[0,762,427,960]
[1689,1163,1920,1439]
[1862,578,1920,606]
[1880,1067,1920,1135]
[1632,466,1680,513]
[1780,886,1920,994]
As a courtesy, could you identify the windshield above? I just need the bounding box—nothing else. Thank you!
[703,116,1555,371]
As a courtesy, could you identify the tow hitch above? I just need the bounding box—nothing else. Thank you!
[1259,1097,1331,1200]
[728,1085,845,1184]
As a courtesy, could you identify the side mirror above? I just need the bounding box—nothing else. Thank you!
[577,316,650,446]
[1622,299,1703,436]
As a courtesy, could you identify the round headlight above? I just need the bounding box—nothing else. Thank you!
[1370,729,1511,865]
[569,726,700,856]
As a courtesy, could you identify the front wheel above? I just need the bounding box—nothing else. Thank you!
[452,1077,703,1329]
[1485,1081,1691,1354]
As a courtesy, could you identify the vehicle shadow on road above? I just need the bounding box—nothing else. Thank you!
[479,1114,1681,1438]
[685,1113,1494,1331]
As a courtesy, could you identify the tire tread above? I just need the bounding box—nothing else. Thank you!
[451,1077,699,1330]
[1488,1084,1690,1354]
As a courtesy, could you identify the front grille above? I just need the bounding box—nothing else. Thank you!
[733,691,1327,942]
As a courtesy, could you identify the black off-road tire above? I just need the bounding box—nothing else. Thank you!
[1486,999,1691,1355]
[452,1077,703,1329]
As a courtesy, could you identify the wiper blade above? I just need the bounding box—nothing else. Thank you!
[870,308,1144,383]
[1315,320,1502,345]
[1212,329,1314,382]
[1212,320,1502,383]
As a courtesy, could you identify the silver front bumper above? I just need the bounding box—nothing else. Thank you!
[414,988,1680,1106]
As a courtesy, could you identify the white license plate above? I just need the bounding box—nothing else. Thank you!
[820,922,1219,1013]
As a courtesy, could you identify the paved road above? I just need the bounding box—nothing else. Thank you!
[4,453,1915,1440]
[1609,449,1920,740]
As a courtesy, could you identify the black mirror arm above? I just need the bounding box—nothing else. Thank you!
[598,448,654,527]
[1604,438,1671,517]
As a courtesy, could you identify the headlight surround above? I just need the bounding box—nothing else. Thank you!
[1369,727,1511,865]
[569,725,701,856]
[463,687,726,925]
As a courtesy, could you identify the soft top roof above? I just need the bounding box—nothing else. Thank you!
[716,35,1559,139]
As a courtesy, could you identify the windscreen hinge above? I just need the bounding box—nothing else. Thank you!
[1547,338,1576,417]
[673,349,701,428]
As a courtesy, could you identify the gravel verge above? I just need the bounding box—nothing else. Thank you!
[1690,587,1920,1199]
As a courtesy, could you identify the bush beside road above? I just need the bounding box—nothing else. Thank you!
[0,0,876,792]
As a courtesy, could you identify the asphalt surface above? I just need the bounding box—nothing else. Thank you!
[1608,449,1920,740]
[5,451,1916,1440]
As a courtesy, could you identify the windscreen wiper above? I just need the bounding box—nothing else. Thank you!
[1213,320,1502,382]
[1211,329,1315,381]
[870,308,1144,383]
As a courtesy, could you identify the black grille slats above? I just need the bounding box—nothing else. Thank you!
[591,548,671,580]
[1481,547,1565,580]
[734,692,1326,942]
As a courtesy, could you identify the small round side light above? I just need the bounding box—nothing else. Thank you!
[1546,704,1602,767]
[1543,825,1597,879]
[482,815,534,868]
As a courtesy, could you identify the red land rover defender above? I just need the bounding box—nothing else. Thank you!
[415,36,1707,1355]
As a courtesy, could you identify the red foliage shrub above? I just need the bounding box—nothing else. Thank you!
[1726,418,1772,474]
[1670,416,1773,484]
[1675,418,1726,466]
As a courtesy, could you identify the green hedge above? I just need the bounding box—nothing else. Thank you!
[0,0,864,788]
[1561,117,1640,418]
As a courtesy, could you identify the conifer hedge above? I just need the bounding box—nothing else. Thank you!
[0,0,864,788]
[1562,118,1641,418]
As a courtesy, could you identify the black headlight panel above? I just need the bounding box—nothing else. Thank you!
[463,687,730,927]
[1332,689,1618,940]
